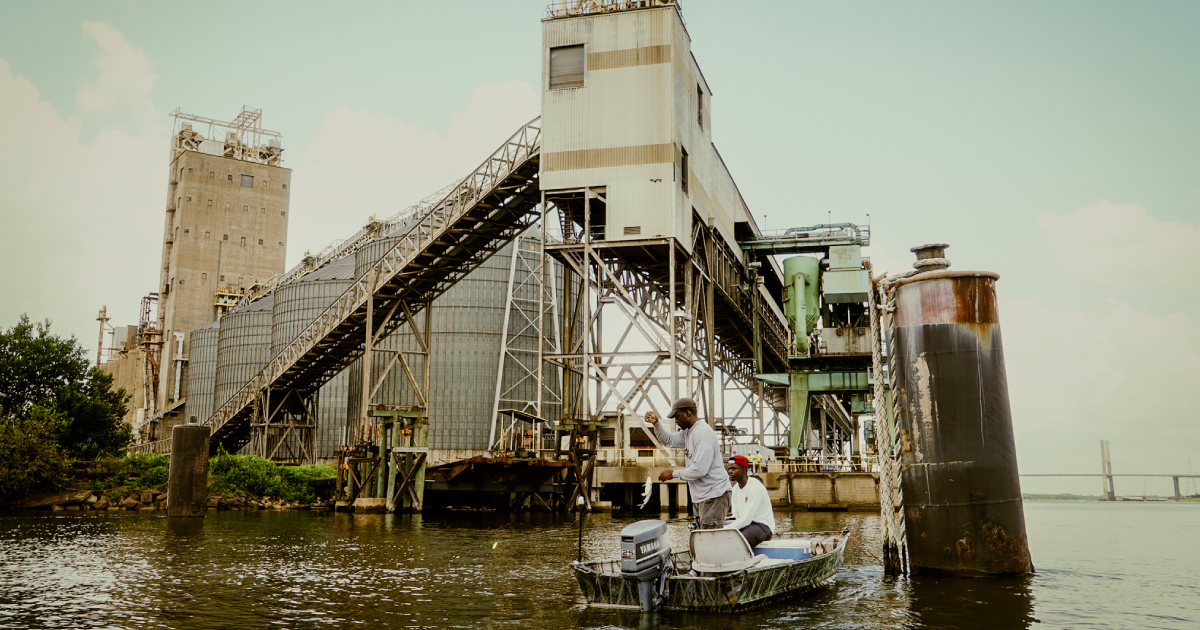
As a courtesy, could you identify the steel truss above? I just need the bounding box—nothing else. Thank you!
[489,231,562,450]
[538,188,790,484]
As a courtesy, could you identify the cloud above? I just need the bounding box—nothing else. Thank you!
[285,80,539,260]
[75,22,158,134]
[1037,200,1200,290]
[0,25,164,351]
[1003,296,1200,492]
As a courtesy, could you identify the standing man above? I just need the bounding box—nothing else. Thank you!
[644,397,731,529]
[725,455,775,548]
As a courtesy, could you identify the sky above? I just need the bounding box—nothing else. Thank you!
[0,1,1197,495]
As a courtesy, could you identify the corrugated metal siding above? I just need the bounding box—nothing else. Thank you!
[185,321,220,425]
[214,296,273,454]
[272,255,355,459]
[345,236,560,453]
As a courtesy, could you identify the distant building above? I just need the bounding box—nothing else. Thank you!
[102,108,291,441]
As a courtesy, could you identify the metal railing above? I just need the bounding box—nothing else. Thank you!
[204,118,543,445]
[546,0,682,20]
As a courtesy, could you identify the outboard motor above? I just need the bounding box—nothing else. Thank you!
[619,519,673,611]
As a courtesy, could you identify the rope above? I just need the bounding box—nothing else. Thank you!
[846,534,884,565]
[912,257,950,272]
[868,269,916,575]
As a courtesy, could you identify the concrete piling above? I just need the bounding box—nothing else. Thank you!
[167,424,211,517]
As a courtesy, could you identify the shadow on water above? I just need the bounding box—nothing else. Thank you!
[904,574,1036,630]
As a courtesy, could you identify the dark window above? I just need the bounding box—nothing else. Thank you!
[278,241,284,248]
[243,205,248,212]
[549,45,585,89]
[257,239,263,245]
[697,84,704,129]
[282,183,288,190]
[209,171,215,178]
[220,275,225,281]
[680,147,689,194]
[186,195,192,202]
[227,174,233,182]
[187,167,194,174]
[240,237,246,246]
[260,207,265,214]
[183,228,189,235]
[280,210,286,217]
[223,234,228,240]
[240,174,253,187]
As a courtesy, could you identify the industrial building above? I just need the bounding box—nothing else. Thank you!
[101,108,291,442]
[123,0,887,514]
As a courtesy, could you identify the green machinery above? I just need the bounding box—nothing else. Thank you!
[740,224,876,459]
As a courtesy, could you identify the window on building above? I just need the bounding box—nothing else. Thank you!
[240,237,246,246]
[282,183,288,190]
[258,239,263,245]
[225,202,230,210]
[220,275,225,282]
[223,234,228,240]
[262,181,267,187]
[205,231,210,238]
[227,174,233,182]
[243,205,248,212]
[174,227,179,241]
[179,278,185,285]
[241,175,253,187]
[549,44,585,89]
[207,199,212,206]
[697,84,704,130]
[680,147,689,194]
[186,196,192,202]
[260,207,265,214]
[187,167,194,174]
[209,171,215,178]
[280,210,286,217]
[278,241,285,248]
[238,276,243,286]
[201,273,207,281]
[179,168,184,180]
[183,228,190,235]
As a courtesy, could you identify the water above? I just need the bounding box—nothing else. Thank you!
[0,502,1196,629]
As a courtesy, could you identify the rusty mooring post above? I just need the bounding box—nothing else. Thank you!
[167,424,211,517]
[890,244,1033,575]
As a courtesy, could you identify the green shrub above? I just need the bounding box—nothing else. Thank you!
[207,448,333,502]
[0,406,70,507]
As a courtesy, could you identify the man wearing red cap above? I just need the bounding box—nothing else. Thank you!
[725,455,775,549]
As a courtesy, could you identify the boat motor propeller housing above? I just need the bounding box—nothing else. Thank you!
[619,519,673,611]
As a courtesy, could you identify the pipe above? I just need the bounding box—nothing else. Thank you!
[794,273,807,354]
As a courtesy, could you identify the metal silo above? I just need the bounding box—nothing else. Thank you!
[890,244,1033,576]
[185,320,220,425]
[213,294,274,436]
[346,227,558,460]
[272,255,355,459]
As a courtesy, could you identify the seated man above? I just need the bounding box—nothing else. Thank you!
[724,455,775,549]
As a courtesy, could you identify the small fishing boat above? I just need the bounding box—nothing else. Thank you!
[571,520,847,612]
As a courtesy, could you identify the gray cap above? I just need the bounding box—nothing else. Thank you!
[666,397,697,419]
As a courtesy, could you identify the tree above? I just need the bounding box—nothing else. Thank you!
[0,406,70,507]
[0,315,132,459]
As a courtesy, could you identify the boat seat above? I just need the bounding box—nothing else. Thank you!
[689,529,767,573]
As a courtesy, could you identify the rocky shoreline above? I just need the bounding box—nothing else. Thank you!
[17,488,331,512]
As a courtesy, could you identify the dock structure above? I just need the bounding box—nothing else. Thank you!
[116,0,891,514]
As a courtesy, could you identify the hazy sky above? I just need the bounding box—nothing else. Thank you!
[1,1,1196,494]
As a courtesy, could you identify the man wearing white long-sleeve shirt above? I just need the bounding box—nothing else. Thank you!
[724,455,775,548]
[644,397,731,529]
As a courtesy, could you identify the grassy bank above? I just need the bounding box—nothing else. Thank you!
[11,451,335,511]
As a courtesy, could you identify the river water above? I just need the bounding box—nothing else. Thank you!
[0,501,1196,629]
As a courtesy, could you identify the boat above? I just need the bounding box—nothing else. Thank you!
[570,520,847,612]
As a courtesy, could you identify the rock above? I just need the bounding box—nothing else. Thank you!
[206,496,219,508]
[138,506,156,512]
[155,493,168,503]
[21,489,93,509]
[64,505,80,512]
[92,499,109,510]
[140,490,155,504]
[51,504,64,512]
[120,497,140,509]
[85,494,99,505]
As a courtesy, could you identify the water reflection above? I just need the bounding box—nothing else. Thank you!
[904,574,1036,630]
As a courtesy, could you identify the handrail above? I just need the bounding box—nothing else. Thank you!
[204,118,543,442]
